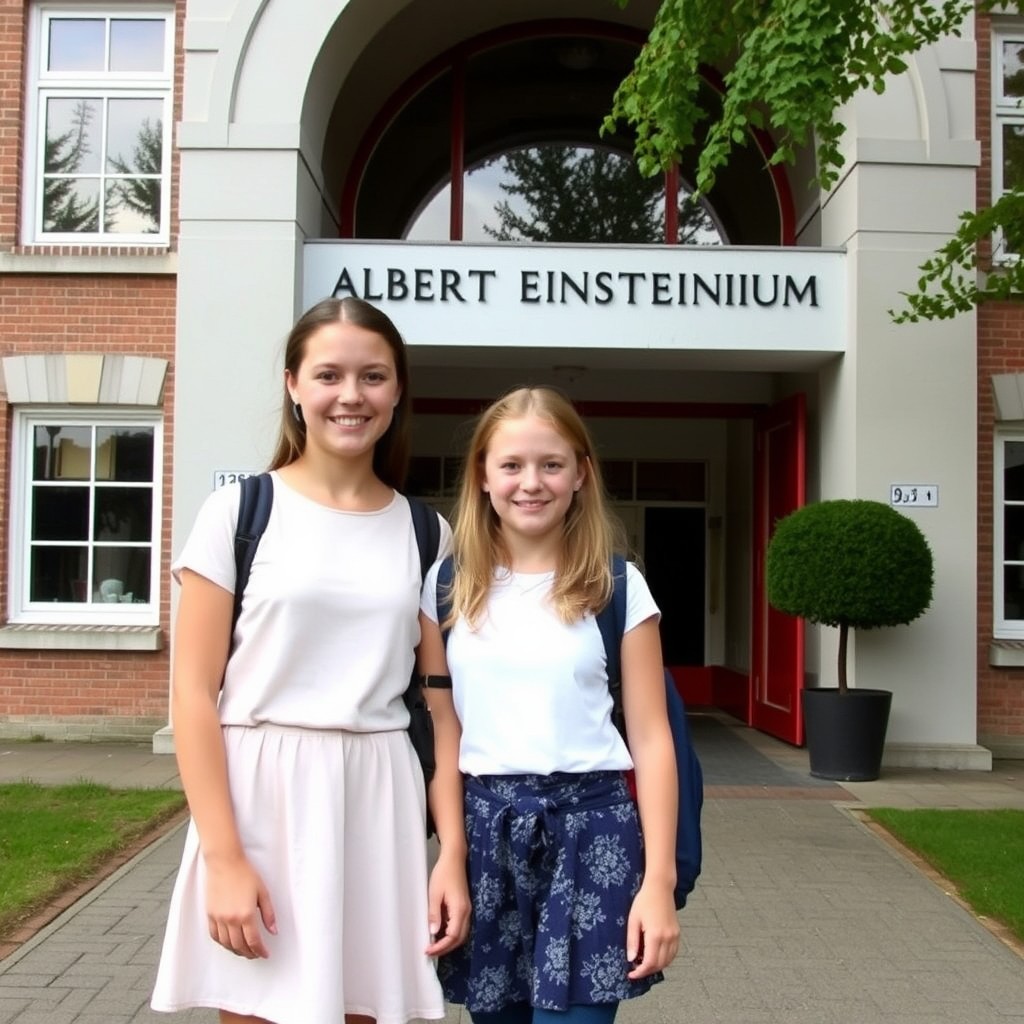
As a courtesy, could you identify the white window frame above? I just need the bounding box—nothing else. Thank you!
[993,21,1024,264]
[21,3,174,246]
[9,407,163,626]
[994,430,1024,638]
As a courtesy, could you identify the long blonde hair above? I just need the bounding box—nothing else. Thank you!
[448,386,621,628]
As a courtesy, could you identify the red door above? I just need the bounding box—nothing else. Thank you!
[751,394,806,744]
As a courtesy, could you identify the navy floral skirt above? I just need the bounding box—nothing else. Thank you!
[439,771,663,1013]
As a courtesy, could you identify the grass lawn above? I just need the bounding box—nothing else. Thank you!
[0,781,187,937]
[867,807,1024,944]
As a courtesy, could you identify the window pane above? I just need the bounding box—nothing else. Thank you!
[406,181,452,242]
[56,428,93,480]
[48,19,104,72]
[1005,564,1024,621]
[407,456,442,497]
[96,427,155,481]
[467,146,667,244]
[677,193,726,246]
[42,177,99,233]
[34,426,92,481]
[105,179,161,234]
[106,99,162,173]
[1003,124,1024,193]
[32,486,89,541]
[94,547,150,603]
[603,460,634,500]
[95,488,152,542]
[33,425,87,480]
[29,546,88,602]
[636,461,706,502]
[442,457,464,497]
[1004,505,1024,560]
[1003,40,1024,99]
[45,97,102,174]
[1005,442,1024,500]
[110,19,165,73]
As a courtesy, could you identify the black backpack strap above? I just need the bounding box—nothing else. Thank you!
[232,473,274,636]
[595,555,628,740]
[407,495,441,584]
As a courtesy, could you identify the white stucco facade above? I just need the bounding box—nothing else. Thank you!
[167,0,986,766]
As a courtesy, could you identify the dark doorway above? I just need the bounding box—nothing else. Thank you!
[643,506,705,666]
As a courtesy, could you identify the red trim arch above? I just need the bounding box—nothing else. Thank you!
[339,18,796,245]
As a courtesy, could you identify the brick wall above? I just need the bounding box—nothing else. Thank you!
[976,10,1024,747]
[0,0,184,738]
[0,276,176,734]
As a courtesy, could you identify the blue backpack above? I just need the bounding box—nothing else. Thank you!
[435,554,703,909]
[596,555,703,910]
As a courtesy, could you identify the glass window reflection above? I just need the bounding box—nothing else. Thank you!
[407,146,726,245]
[48,19,104,72]
[45,97,102,174]
[110,19,165,73]
[1003,40,1024,99]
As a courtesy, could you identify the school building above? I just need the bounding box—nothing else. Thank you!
[0,1,1021,765]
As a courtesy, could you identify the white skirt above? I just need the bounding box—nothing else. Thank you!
[151,724,446,1024]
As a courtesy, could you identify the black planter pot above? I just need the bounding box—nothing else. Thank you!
[801,688,893,781]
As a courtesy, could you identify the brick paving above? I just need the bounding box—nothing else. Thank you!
[2,719,1024,1023]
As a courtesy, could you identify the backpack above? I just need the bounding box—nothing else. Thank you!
[435,553,703,909]
[596,555,703,910]
[231,473,442,829]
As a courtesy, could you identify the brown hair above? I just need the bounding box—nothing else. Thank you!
[448,386,621,627]
[268,297,412,489]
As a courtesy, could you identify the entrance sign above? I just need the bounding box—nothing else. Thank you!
[303,241,846,353]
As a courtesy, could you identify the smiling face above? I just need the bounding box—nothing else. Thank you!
[285,320,401,467]
[481,414,586,549]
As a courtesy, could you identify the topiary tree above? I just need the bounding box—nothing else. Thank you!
[765,500,934,694]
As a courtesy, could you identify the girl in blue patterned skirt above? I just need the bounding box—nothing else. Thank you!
[417,387,680,1024]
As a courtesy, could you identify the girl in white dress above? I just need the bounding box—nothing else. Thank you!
[417,387,679,1024]
[151,297,470,1024]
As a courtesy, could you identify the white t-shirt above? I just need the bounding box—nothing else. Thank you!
[172,472,451,731]
[420,561,660,776]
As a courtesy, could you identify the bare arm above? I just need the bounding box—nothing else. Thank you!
[620,615,680,977]
[417,611,470,954]
[172,569,276,957]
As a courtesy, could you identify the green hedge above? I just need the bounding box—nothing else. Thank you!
[766,499,934,630]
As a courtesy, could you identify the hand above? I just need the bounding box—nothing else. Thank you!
[625,881,679,979]
[425,851,471,956]
[204,853,278,959]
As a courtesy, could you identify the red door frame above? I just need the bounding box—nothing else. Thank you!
[750,394,806,744]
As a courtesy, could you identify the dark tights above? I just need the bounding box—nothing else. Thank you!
[470,1003,618,1024]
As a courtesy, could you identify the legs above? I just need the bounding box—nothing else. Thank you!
[535,1006,618,1024]
[471,1004,619,1024]
[471,1007,533,1024]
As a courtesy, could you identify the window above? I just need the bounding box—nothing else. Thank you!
[10,410,163,624]
[995,434,1024,636]
[23,6,174,244]
[407,146,725,245]
[994,25,1024,260]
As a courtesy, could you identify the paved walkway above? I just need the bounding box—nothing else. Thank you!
[1,718,1024,1023]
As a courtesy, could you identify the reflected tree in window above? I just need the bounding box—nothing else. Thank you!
[481,145,720,244]
[1004,41,1024,98]
[43,98,99,232]
[106,117,162,233]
